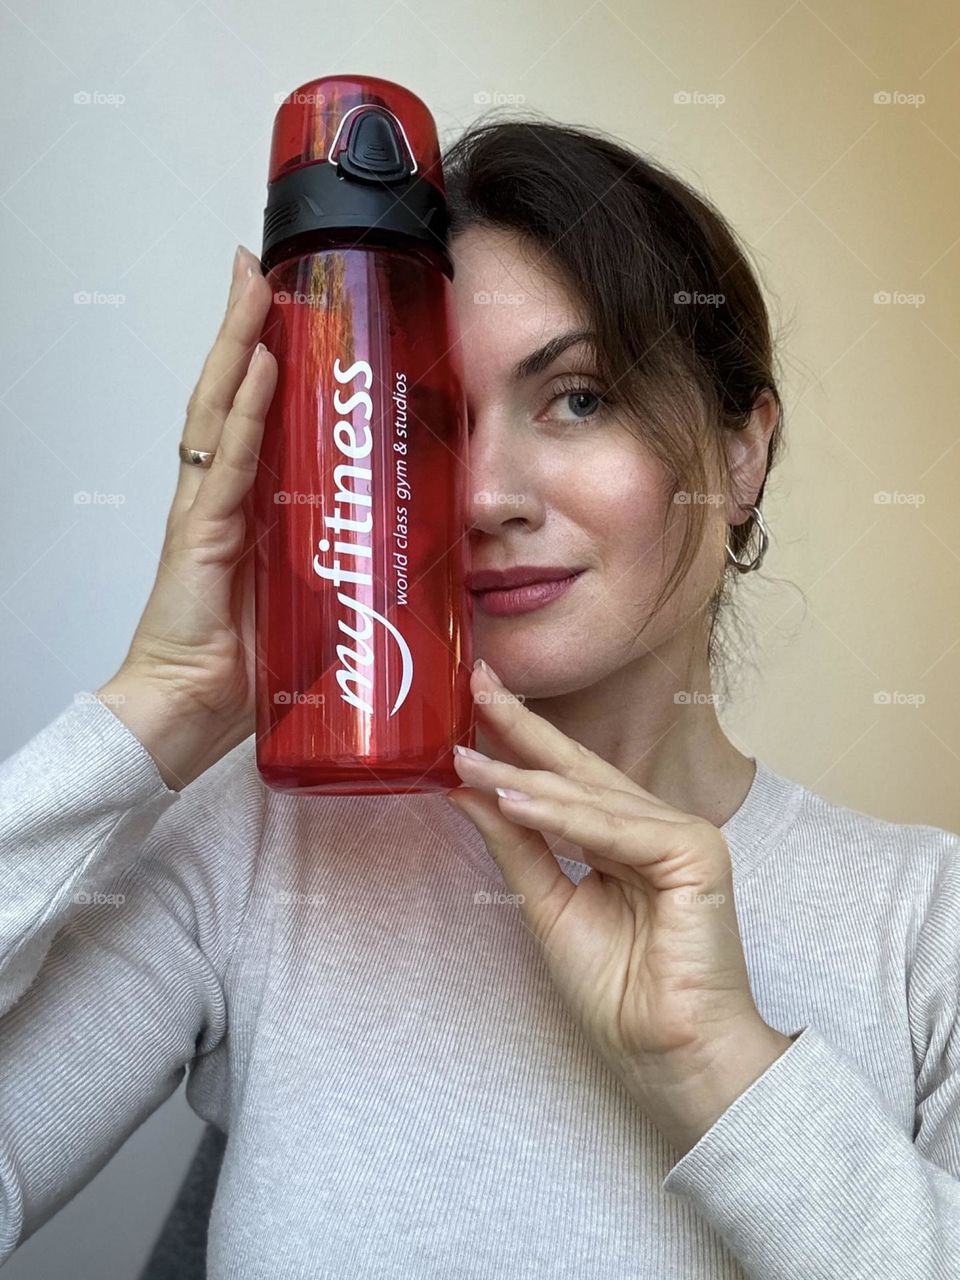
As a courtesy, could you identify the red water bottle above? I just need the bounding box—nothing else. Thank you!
[252,74,474,795]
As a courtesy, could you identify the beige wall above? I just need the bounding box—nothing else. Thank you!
[417,0,959,831]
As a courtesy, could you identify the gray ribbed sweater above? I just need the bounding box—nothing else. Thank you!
[2,693,960,1279]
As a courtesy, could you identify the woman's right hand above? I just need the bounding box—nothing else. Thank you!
[96,245,278,791]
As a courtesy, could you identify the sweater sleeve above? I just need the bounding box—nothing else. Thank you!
[661,829,960,1280]
[0,693,263,1262]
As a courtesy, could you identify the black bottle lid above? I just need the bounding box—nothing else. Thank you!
[262,79,452,277]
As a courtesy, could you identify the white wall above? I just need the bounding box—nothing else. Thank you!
[2,0,958,1275]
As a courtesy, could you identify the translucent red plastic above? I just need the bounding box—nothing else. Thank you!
[252,77,474,794]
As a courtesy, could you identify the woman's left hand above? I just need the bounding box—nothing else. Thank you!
[447,660,794,1156]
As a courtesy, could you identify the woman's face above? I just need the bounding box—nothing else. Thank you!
[450,225,725,699]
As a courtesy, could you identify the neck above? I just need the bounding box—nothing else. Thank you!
[473,633,755,833]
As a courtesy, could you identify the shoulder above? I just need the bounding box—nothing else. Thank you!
[797,777,958,876]
[769,764,960,951]
[795,778,960,872]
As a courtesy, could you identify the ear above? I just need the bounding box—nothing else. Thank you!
[724,388,779,524]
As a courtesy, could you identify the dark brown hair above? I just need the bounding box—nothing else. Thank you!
[441,115,786,684]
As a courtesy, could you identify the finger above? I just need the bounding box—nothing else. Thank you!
[447,785,574,924]
[190,341,278,524]
[453,747,667,821]
[173,246,274,513]
[489,793,725,888]
[471,663,668,807]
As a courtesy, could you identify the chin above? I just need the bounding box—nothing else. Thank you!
[471,643,597,700]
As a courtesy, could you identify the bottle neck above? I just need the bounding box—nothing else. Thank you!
[262,226,451,278]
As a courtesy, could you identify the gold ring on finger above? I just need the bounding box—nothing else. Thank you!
[178,442,216,469]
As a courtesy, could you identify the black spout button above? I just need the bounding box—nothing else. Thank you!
[337,109,413,184]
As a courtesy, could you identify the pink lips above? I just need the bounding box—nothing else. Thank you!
[470,571,584,617]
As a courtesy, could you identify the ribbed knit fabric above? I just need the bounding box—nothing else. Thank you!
[2,694,960,1279]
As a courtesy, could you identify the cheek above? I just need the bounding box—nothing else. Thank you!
[572,448,716,631]
[596,459,723,626]
[579,452,673,574]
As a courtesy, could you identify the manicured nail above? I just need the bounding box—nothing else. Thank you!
[496,786,531,802]
[473,657,503,686]
[454,744,490,762]
[227,245,243,305]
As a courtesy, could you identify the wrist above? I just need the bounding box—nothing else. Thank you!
[626,1017,794,1158]
[94,670,246,791]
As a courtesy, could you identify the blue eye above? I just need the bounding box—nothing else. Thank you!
[565,390,601,418]
[547,381,612,423]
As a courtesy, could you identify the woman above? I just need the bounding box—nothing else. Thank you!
[2,118,959,1280]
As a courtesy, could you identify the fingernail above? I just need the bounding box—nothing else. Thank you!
[473,657,503,686]
[496,787,532,802]
[229,245,257,310]
[232,244,243,278]
[454,744,490,762]
[248,341,266,371]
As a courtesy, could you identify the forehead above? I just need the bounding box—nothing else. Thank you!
[449,226,589,379]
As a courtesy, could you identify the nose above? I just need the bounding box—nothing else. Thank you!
[462,411,544,539]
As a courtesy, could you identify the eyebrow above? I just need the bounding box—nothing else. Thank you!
[512,329,597,380]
